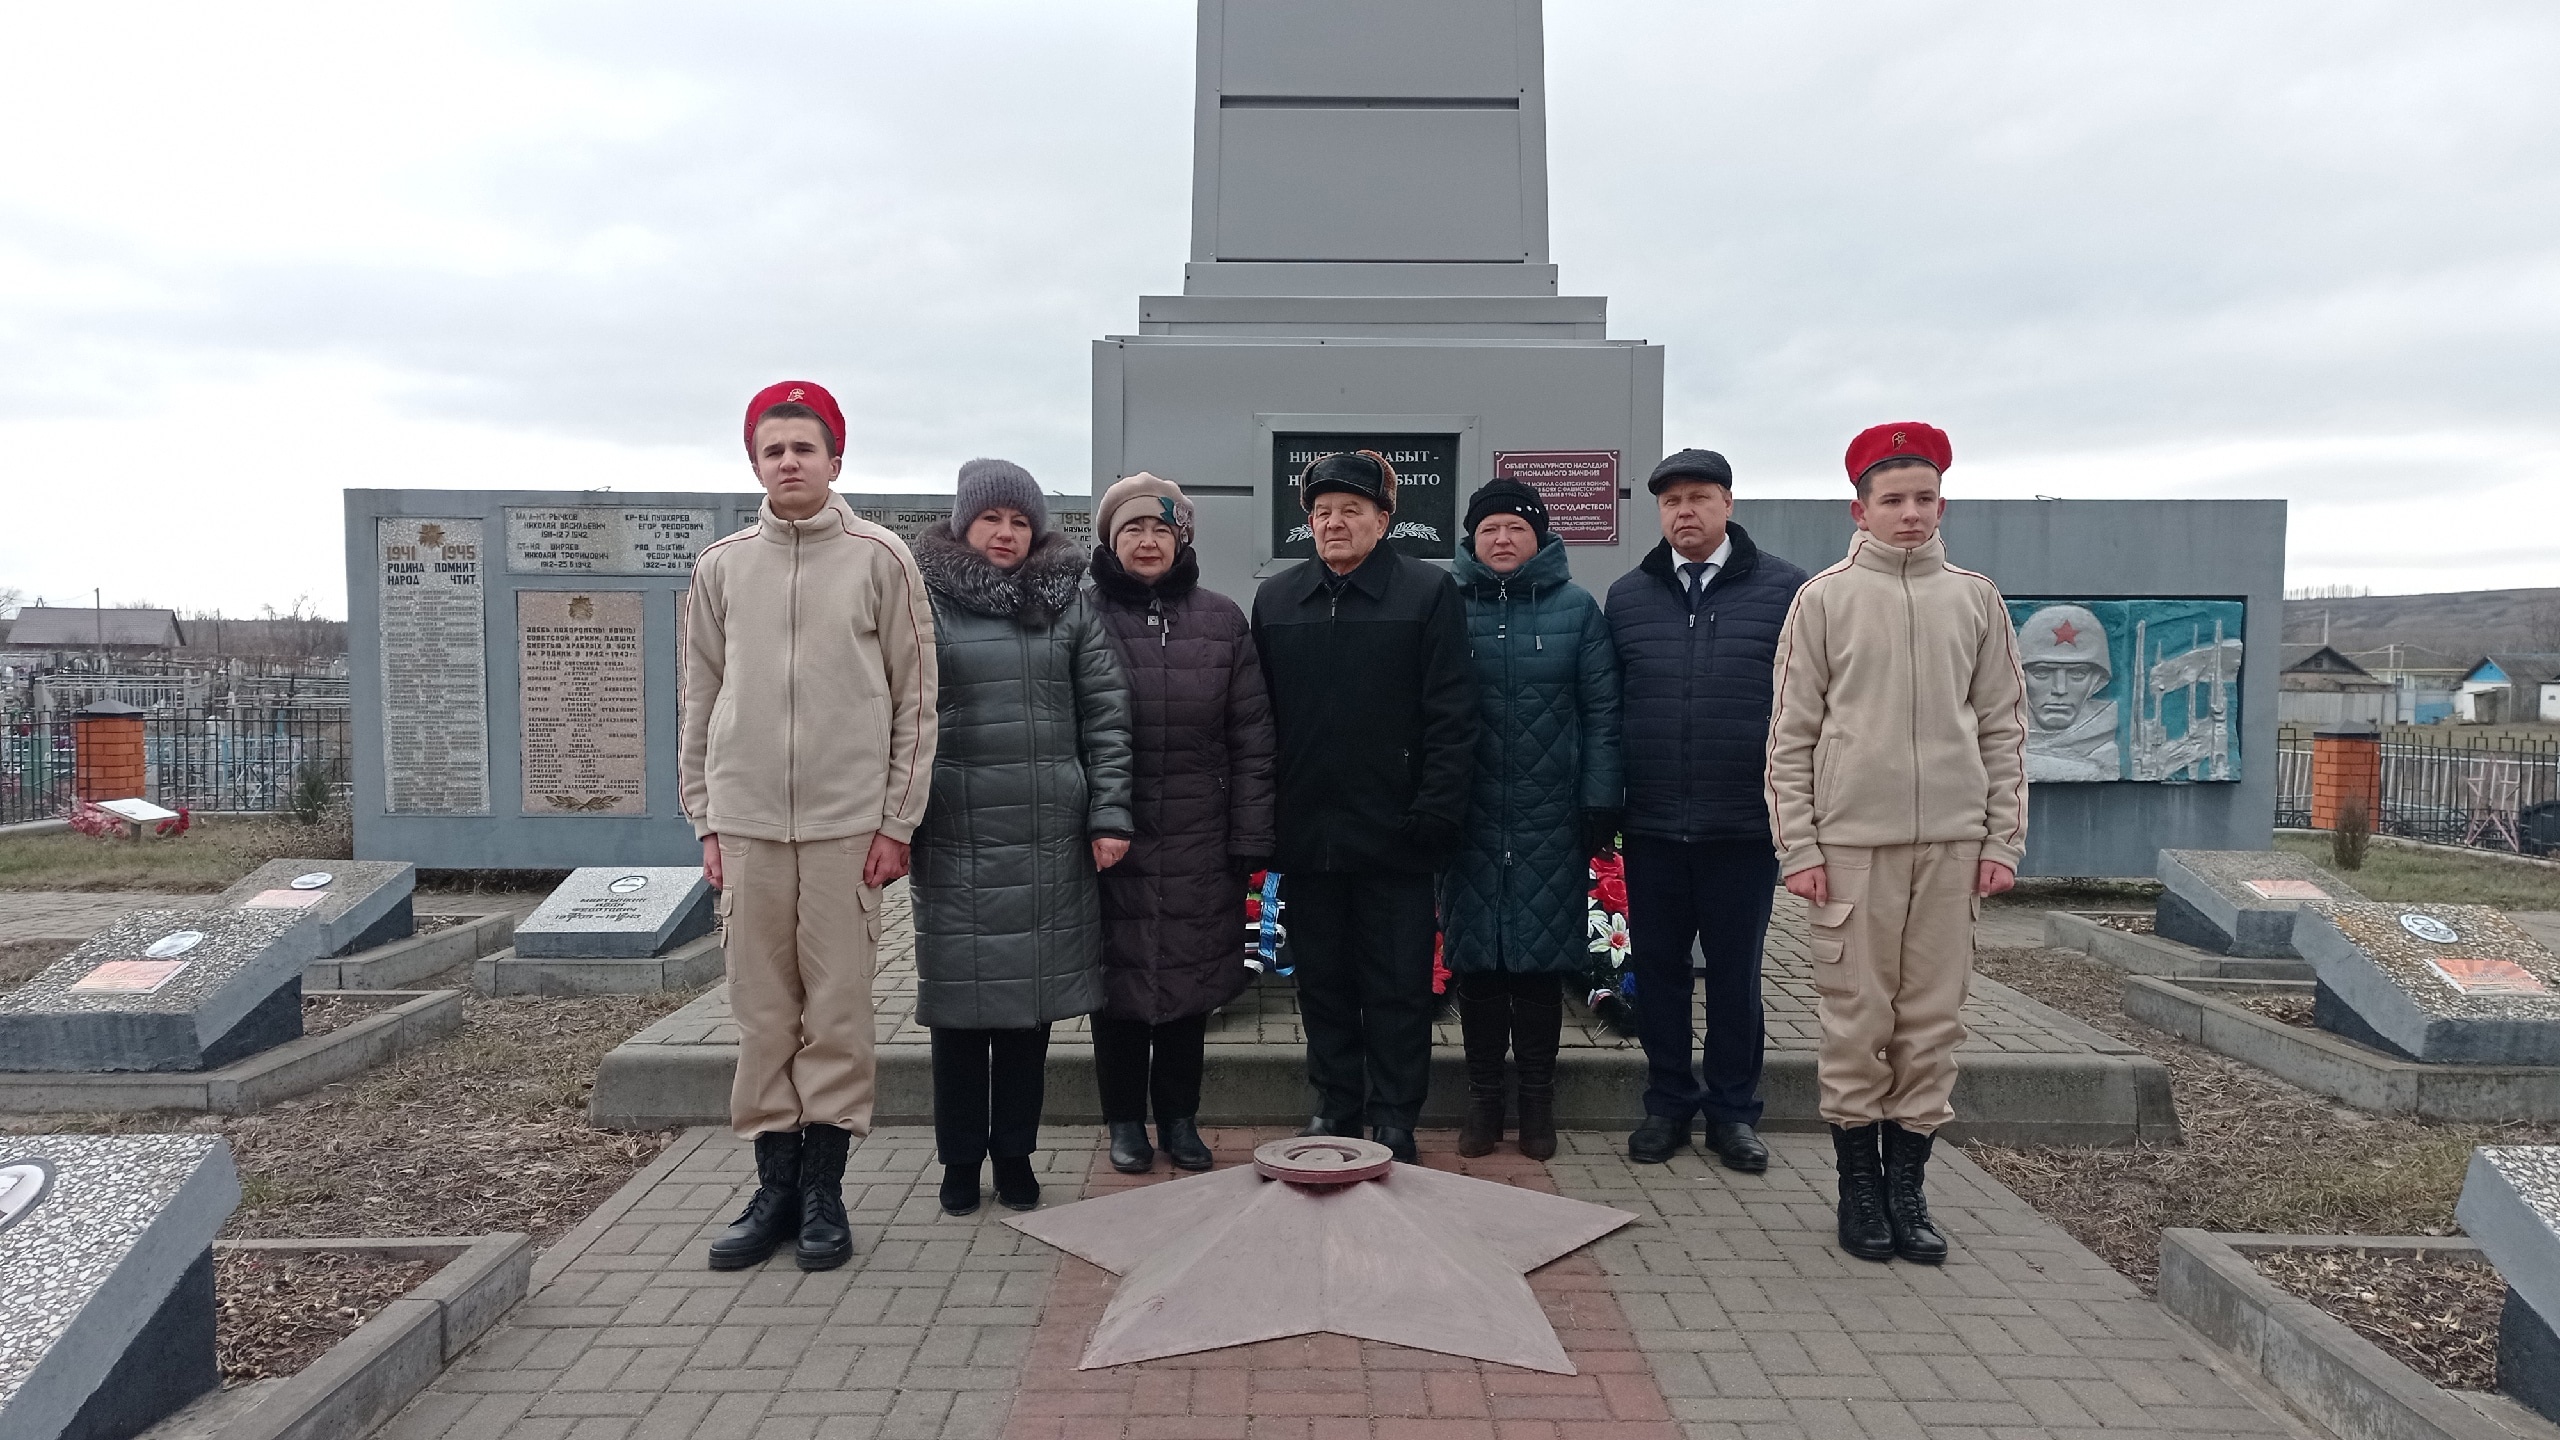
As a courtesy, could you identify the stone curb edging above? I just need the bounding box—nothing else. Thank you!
[2159,1228,2525,1440]
[306,912,514,991]
[589,1012,2182,1147]
[474,931,722,997]
[2044,910,2315,982]
[0,989,463,1114]
[203,1233,531,1440]
[2122,974,2560,1122]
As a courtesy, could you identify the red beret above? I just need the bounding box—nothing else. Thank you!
[743,380,845,456]
[1844,422,1952,484]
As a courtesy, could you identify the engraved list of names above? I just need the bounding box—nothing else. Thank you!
[519,590,647,816]
[378,518,491,814]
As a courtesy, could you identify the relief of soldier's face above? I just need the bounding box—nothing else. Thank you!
[2025,661,2109,731]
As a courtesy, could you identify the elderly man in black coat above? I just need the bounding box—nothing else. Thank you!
[1252,450,1477,1164]
[1605,450,1809,1171]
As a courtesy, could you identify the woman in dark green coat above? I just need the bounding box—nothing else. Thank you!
[911,459,1134,1218]
[1441,479,1622,1161]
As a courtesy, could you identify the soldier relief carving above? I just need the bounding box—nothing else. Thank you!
[2006,599,2245,784]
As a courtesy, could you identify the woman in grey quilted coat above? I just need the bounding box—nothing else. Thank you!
[910,459,1135,1218]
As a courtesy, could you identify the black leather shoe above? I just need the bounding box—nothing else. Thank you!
[1297,1115,1359,1138]
[1832,1123,1896,1263]
[1704,1121,1770,1174]
[794,1123,854,1271]
[939,1163,981,1217]
[1372,1126,1418,1163]
[1159,1117,1214,1172]
[1881,1122,1950,1265]
[1107,1121,1155,1174]
[708,1130,802,1269]
[992,1156,1041,1211]
[1627,1114,1692,1165]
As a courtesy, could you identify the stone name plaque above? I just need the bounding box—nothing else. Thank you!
[2154,848,2360,958]
[0,1134,238,1440]
[506,506,717,575]
[0,910,319,1072]
[378,518,490,815]
[217,859,417,957]
[519,591,646,816]
[514,866,715,958]
[2296,901,2560,1064]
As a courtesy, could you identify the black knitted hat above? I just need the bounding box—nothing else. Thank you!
[1463,477,1550,540]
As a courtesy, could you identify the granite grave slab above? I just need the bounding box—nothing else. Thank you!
[2154,847,2363,958]
[0,909,320,1072]
[2456,1146,2560,1424]
[215,858,416,957]
[0,1133,240,1440]
[512,866,713,959]
[2295,901,2560,1065]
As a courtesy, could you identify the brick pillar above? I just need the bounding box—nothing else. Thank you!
[73,712,146,802]
[2310,729,2382,831]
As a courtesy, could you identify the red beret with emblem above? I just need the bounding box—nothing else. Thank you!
[1844,421,1952,484]
[743,380,846,457]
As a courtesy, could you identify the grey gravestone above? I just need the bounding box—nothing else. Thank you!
[2295,902,2560,1065]
[0,910,320,1072]
[2457,1147,2560,1424]
[2153,849,2362,958]
[513,866,714,959]
[216,858,416,957]
[0,1134,239,1440]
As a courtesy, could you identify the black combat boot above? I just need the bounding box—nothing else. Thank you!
[1831,1123,1895,1263]
[1107,1121,1155,1174]
[1881,1121,1950,1265]
[795,1123,854,1271]
[1511,982,1563,1162]
[707,1130,802,1270]
[1159,1117,1214,1172]
[1455,983,1510,1157]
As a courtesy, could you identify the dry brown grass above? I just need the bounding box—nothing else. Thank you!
[0,813,353,893]
[217,1249,441,1384]
[1965,945,2560,1292]
[2,972,696,1244]
[2254,1247,2502,1392]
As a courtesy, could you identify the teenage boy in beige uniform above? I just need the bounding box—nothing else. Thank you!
[683,380,938,1272]
[1764,422,2027,1265]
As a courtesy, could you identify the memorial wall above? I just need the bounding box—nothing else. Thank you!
[346,490,1092,869]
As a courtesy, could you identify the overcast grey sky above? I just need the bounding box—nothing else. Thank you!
[3,1,2554,616]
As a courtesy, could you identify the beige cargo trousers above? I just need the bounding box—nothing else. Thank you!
[1802,840,1980,1135]
[719,834,883,1139]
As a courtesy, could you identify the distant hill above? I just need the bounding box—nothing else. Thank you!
[2282,588,2560,673]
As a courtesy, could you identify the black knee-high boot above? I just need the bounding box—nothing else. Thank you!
[1511,978,1563,1161]
[1455,978,1510,1157]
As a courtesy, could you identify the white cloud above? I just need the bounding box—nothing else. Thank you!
[0,0,2554,611]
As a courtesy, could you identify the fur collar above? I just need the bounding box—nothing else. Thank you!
[1088,541,1200,606]
[916,521,1089,620]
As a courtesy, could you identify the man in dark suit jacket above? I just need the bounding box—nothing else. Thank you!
[1252,451,1477,1164]
[1605,450,1810,1170]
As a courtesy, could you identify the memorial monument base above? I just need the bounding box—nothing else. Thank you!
[2312,979,2420,1061]
[475,933,723,997]
[333,896,416,958]
[2502,1288,2560,1426]
[62,1248,218,1440]
[3,977,303,1074]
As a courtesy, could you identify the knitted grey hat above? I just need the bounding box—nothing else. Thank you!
[953,457,1050,538]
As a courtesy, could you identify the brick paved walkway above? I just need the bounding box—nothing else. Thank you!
[383,1126,2298,1440]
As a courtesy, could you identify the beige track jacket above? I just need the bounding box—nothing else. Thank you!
[1764,531,2028,876]
[681,495,938,844]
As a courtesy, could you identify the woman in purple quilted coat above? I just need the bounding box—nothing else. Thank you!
[1085,473,1278,1175]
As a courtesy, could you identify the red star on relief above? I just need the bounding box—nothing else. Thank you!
[2051,620,2081,646]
